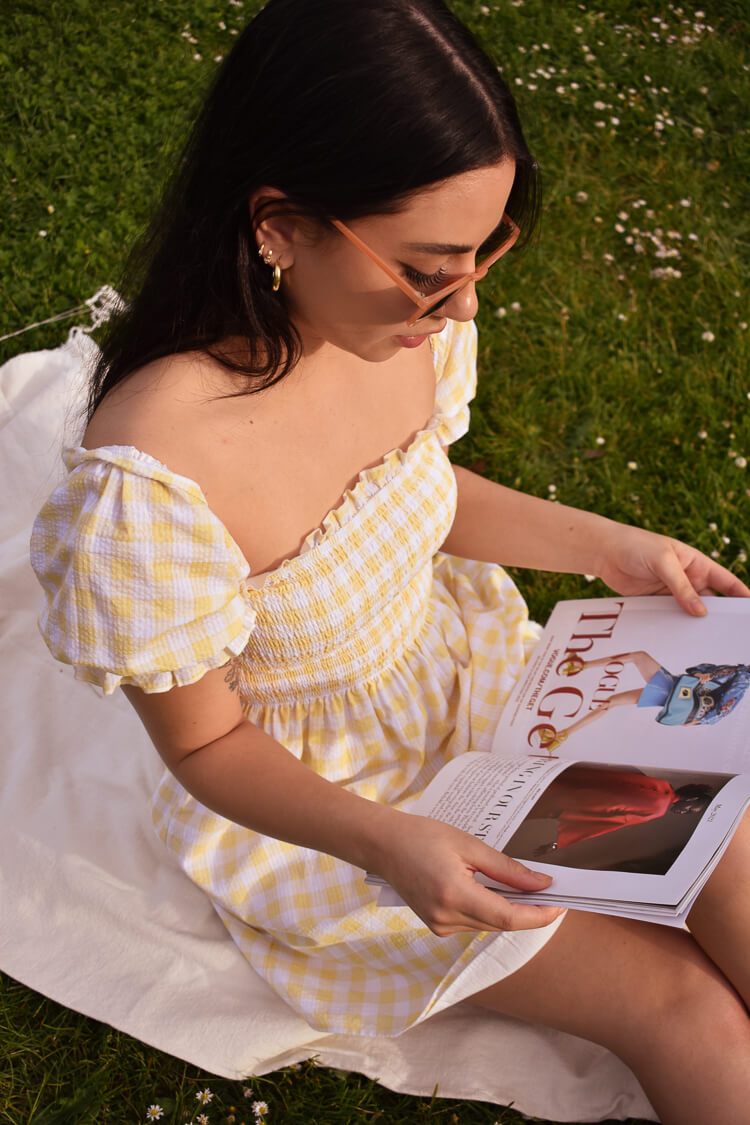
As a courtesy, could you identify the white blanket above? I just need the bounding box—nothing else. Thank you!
[0,330,655,1122]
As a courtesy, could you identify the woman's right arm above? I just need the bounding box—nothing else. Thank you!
[124,665,562,936]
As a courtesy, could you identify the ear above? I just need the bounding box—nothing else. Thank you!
[249,187,301,270]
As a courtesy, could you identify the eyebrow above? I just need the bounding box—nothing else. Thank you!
[403,241,473,255]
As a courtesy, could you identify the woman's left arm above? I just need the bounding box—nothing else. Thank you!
[441,465,750,616]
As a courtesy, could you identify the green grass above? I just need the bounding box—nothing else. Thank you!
[2,0,748,1121]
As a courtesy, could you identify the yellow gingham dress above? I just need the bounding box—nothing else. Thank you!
[31,319,560,1036]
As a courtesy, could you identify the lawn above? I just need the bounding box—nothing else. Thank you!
[1,0,748,1121]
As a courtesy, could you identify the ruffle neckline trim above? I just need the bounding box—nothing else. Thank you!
[63,332,457,591]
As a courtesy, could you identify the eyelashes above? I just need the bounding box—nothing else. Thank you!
[403,265,450,291]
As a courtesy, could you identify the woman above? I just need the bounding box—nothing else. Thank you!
[545,651,750,750]
[30,1,750,1119]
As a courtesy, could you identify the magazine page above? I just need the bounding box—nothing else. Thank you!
[369,749,750,926]
[491,597,750,774]
[494,760,750,926]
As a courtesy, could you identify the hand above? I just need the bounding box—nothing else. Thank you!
[595,524,750,617]
[374,811,565,937]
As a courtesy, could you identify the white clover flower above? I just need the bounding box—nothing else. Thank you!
[701,330,715,342]
[680,198,692,207]
[495,306,507,318]
[735,457,747,469]
[146,1109,164,1122]
[698,430,708,439]
[510,300,521,311]
[595,436,606,445]
[627,460,638,470]
[39,230,47,237]
[650,266,682,279]
[548,483,557,493]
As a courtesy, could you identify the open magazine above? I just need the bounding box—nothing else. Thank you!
[368,596,750,926]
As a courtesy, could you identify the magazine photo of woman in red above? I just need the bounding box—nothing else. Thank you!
[506,762,728,875]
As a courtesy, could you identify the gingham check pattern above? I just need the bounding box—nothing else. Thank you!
[31,319,555,1035]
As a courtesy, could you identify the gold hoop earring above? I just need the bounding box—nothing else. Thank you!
[272,263,282,292]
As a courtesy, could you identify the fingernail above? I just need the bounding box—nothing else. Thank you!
[530,870,552,884]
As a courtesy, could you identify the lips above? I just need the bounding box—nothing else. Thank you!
[395,321,447,348]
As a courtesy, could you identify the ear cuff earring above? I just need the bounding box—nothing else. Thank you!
[258,242,282,292]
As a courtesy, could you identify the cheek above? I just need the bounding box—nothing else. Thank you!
[288,253,413,332]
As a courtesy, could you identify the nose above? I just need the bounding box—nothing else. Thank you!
[442,279,479,322]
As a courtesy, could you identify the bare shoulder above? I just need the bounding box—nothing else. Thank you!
[82,351,236,481]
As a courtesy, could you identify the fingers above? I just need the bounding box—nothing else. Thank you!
[657,552,709,616]
[418,874,563,935]
[480,849,555,892]
[425,883,565,937]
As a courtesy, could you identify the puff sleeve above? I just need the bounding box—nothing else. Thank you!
[30,447,256,694]
[430,318,478,447]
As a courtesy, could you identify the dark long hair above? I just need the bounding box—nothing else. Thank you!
[89,0,539,418]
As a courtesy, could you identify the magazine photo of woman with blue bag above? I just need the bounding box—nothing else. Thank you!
[544,650,750,750]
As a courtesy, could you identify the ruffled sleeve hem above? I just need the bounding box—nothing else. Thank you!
[31,450,256,695]
[70,603,257,695]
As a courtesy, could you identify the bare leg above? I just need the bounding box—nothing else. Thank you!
[581,650,662,683]
[549,688,643,748]
[688,807,750,1006]
[469,910,750,1124]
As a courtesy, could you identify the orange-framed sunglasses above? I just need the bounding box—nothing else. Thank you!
[330,212,520,327]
